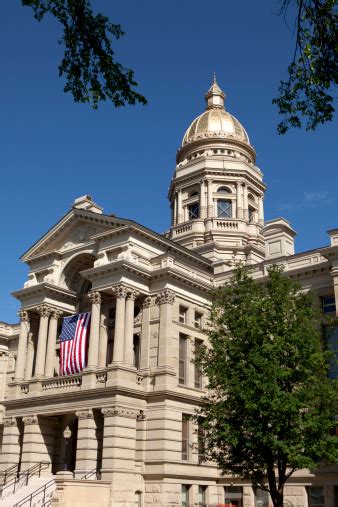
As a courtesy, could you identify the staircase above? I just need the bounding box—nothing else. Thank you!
[0,476,56,507]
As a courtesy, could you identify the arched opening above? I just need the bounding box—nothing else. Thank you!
[62,253,96,295]
[217,186,232,194]
[248,192,256,202]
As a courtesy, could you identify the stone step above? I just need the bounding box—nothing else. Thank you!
[0,476,56,507]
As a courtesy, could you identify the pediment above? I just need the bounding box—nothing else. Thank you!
[21,209,127,262]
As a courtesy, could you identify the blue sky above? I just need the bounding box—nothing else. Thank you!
[0,1,337,323]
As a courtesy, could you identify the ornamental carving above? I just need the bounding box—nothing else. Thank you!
[50,308,63,320]
[156,289,176,305]
[22,415,38,425]
[101,407,138,419]
[18,310,29,323]
[37,304,51,318]
[112,284,128,299]
[88,290,102,305]
[76,409,94,420]
[3,417,16,427]
[142,296,152,308]
[127,288,139,301]
[137,410,146,421]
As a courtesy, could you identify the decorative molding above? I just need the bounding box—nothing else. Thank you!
[88,290,102,305]
[76,409,94,420]
[101,406,139,419]
[112,284,128,299]
[156,289,176,305]
[36,304,51,318]
[50,308,63,320]
[22,415,38,425]
[18,310,29,323]
[142,296,153,308]
[137,410,146,421]
[3,417,17,427]
[127,288,139,301]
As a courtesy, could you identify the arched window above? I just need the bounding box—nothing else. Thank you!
[217,186,232,194]
[217,200,232,218]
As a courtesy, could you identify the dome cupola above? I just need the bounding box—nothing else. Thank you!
[177,76,255,165]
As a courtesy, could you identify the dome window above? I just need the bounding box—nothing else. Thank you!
[217,186,231,194]
[217,200,232,219]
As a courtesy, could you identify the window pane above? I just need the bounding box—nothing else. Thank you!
[179,335,187,384]
[224,486,243,507]
[324,325,338,379]
[182,485,189,507]
[308,487,325,507]
[322,295,336,314]
[194,339,203,389]
[188,202,199,219]
[218,200,232,218]
[198,486,206,507]
[194,311,202,328]
[197,420,206,461]
[179,306,187,323]
[248,207,255,223]
[133,335,140,369]
[255,489,269,507]
[182,416,189,460]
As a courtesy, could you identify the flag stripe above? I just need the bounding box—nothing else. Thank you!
[59,312,91,376]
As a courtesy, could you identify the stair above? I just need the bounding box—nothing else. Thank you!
[0,476,56,507]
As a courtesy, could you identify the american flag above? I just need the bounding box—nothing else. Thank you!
[59,313,91,376]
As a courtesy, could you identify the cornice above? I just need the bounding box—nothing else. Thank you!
[12,283,77,303]
[151,266,213,293]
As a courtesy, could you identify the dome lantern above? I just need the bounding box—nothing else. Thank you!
[205,73,226,110]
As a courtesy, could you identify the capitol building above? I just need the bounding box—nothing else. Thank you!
[0,79,337,507]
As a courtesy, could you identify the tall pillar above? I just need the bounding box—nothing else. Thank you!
[124,289,138,365]
[87,291,102,369]
[25,318,38,381]
[101,406,138,482]
[34,305,51,378]
[21,415,51,473]
[207,180,213,218]
[112,285,127,363]
[45,308,62,378]
[75,409,98,477]
[98,303,109,368]
[200,180,207,219]
[243,183,248,221]
[140,296,152,370]
[236,181,243,219]
[0,417,21,471]
[258,195,264,226]
[177,188,183,224]
[14,310,30,381]
[157,289,175,367]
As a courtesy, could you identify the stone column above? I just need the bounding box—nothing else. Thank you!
[45,308,62,378]
[34,305,51,378]
[200,180,206,219]
[243,183,248,221]
[177,188,183,224]
[21,415,51,473]
[207,180,213,218]
[0,417,21,471]
[101,406,138,482]
[112,285,127,363]
[25,318,38,381]
[87,291,102,369]
[124,289,138,365]
[14,310,30,381]
[157,289,175,367]
[140,297,152,370]
[236,181,243,219]
[98,303,109,368]
[258,195,264,225]
[75,409,98,477]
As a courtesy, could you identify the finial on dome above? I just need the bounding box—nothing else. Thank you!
[205,75,226,110]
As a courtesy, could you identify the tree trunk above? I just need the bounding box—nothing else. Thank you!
[267,465,284,507]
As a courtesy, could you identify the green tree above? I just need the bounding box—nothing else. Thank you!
[22,0,147,109]
[196,266,338,507]
[273,0,337,133]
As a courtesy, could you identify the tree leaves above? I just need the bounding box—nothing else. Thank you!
[22,0,147,108]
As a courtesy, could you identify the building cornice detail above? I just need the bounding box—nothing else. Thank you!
[156,289,176,305]
[101,406,139,419]
[22,414,38,425]
[76,409,94,420]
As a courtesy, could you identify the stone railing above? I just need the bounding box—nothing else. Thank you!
[175,224,192,235]
[216,219,239,229]
[96,371,107,384]
[41,375,82,391]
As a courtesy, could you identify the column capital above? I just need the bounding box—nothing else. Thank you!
[101,406,139,419]
[36,304,51,318]
[76,409,94,420]
[50,308,63,320]
[22,415,38,426]
[126,288,139,301]
[3,416,17,427]
[142,296,153,308]
[112,284,128,299]
[156,289,176,305]
[88,290,102,305]
[18,310,29,323]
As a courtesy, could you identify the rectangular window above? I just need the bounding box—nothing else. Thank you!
[197,419,206,462]
[248,207,255,223]
[307,487,325,507]
[324,325,338,379]
[179,334,188,385]
[322,295,336,314]
[217,200,232,218]
[194,311,202,328]
[133,334,140,369]
[181,485,190,507]
[255,488,269,507]
[182,415,189,460]
[179,305,188,324]
[224,486,243,507]
[197,485,207,507]
[194,339,203,389]
[188,202,199,220]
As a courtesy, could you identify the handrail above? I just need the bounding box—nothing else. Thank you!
[0,463,20,486]
[13,476,56,507]
[2,461,50,497]
[80,468,101,480]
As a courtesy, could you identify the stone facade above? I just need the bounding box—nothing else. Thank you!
[0,79,337,507]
